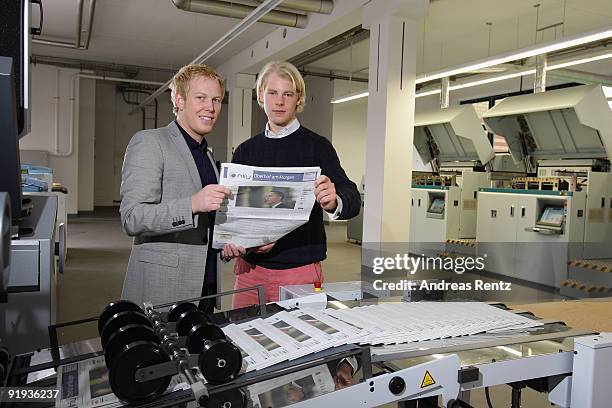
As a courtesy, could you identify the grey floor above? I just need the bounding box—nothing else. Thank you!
[58,208,552,407]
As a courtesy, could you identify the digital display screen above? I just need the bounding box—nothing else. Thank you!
[428,198,445,214]
[538,206,564,227]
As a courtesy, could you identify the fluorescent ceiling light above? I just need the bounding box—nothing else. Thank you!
[415,51,612,98]
[415,89,441,98]
[547,51,612,70]
[335,50,612,103]
[415,25,612,84]
[330,90,368,104]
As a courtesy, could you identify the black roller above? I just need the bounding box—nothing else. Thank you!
[0,347,9,382]
[198,340,243,385]
[167,302,197,322]
[98,300,142,335]
[109,341,172,404]
[187,323,226,354]
[100,310,152,349]
[104,324,159,369]
[176,309,209,337]
[207,388,247,408]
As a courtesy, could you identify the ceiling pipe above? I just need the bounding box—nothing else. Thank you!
[250,0,332,14]
[75,0,84,48]
[83,0,97,49]
[172,0,307,28]
[32,54,176,77]
[132,0,284,114]
[32,0,97,50]
[32,39,79,48]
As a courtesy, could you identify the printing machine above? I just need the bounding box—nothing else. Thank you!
[476,84,612,289]
[410,105,495,255]
[3,289,611,408]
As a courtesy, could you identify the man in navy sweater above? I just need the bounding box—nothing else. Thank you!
[222,60,360,307]
[222,60,360,387]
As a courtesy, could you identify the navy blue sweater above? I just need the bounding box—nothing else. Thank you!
[232,126,361,269]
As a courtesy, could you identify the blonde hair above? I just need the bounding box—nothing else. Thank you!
[256,61,306,113]
[169,64,225,114]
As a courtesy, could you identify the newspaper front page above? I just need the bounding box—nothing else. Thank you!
[55,356,188,408]
[212,163,321,249]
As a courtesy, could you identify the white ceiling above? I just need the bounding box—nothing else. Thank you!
[32,0,612,80]
[32,0,277,70]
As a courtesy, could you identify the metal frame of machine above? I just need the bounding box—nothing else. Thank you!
[477,84,612,289]
[4,291,612,408]
[411,105,495,253]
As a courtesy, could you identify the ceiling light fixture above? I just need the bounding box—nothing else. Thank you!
[415,51,612,98]
[415,25,612,84]
[331,29,612,104]
[330,90,369,104]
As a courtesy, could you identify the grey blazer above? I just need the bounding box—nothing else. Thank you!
[119,121,220,307]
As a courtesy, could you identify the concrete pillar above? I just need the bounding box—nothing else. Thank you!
[361,0,428,247]
[227,73,256,161]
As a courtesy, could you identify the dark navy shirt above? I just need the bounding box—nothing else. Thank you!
[176,121,219,284]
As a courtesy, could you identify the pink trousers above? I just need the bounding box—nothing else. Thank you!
[232,258,324,309]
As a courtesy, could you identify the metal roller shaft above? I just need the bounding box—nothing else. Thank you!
[143,304,210,406]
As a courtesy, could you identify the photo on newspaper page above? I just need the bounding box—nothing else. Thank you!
[212,163,321,249]
[247,364,335,408]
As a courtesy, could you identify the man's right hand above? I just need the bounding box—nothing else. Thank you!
[251,241,276,254]
[191,184,231,213]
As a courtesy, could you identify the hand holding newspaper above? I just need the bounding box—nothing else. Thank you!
[212,163,321,249]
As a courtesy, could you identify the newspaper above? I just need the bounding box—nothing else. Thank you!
[26,348,65,384]
[247,364,335,408]
[212,163,321,249]
[55,356,188,408]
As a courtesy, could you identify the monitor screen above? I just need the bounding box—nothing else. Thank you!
[428,198,445,214]
[538,206,564,227]
[0,56,23,220]
[0,0,28,137]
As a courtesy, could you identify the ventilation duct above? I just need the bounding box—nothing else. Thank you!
[32,0,97,50]
[172,0,307,28]
[250,0,332,14]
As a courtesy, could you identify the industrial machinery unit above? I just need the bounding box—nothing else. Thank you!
[4,292,611,408]
[477,84,612,289]
[410,105,495,253]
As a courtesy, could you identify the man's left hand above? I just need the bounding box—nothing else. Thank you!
[314,175,337,211]
[334,361,354,389]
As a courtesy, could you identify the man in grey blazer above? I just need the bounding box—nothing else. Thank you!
[120,64,230,310]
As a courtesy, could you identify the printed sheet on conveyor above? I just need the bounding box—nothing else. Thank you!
[223,302,544,372]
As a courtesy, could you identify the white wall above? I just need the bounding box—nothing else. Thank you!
[93,82,116,206]
[207,103,229,163]
[77,78,96,212]
[94,82,176,206]
[299,76,334,140]
[331,79,369,188]
[19,65,96,214]
[251,98,268,137]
